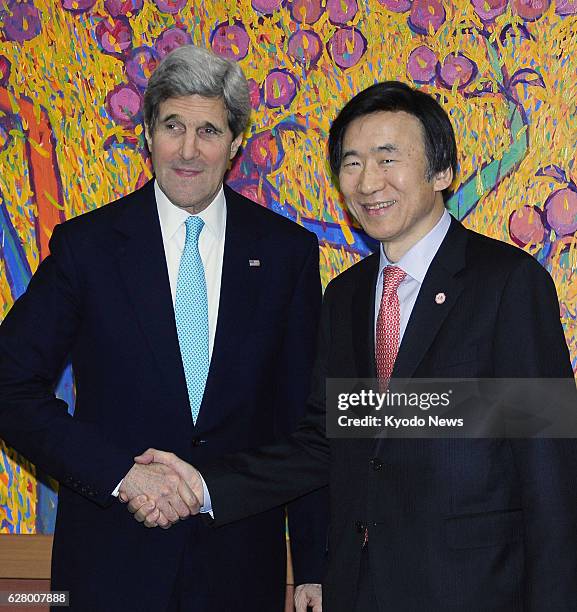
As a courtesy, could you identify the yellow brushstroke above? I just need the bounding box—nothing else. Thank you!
[2,0,577,536]
[28,138,51,158]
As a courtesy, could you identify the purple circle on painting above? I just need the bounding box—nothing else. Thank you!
[544,188,577,236]
[326,0,358,23]
[408,0,447,34]
[329,27,367,69]
[264,69,298,108]
[556,0,577,15]
[407,45,438,84]
[95,17,133,57]
[437,53,477,89]
[125,46,160,89]
[152,0,187,14]
[511,0,551,21]
[247,79,262,109]
[61,0,96,12]
[104,0,143,17]
[471,0,508,21]
[375,0,411,12]
[252,0,285,14]
[2,1,42,42]
[210,22,250,61]
[247,130,285,171]
[106,83,143,127]
[155,27,193,58]
[287,30,323,66]
[0,56,11,86]
[289,0,323,24]
[509,205,545,247]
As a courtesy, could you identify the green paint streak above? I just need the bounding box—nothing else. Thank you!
[447,39,529,221]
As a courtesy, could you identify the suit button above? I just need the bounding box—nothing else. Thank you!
[355,521,365,533]
[192,438,206,447]
[370,458,383,471]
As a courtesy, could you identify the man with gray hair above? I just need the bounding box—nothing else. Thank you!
[0,45,327,610]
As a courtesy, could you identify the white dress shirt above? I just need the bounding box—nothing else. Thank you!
[374,209,451,345]
[155,181,226,358]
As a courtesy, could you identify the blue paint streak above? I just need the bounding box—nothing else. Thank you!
[35,366,75,534]
[0,200,32,299]
[0,194,72,533]
[300,217,378,256]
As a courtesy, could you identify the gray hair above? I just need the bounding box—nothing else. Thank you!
[143,45,251,138]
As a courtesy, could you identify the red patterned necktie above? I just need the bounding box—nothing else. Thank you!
[375,266,406,387]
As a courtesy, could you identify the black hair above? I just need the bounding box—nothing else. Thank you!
[328,82,457,199]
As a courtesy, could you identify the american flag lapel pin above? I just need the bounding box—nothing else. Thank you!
[249,259,261,267]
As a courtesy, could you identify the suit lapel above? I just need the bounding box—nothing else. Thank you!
[113,182,190,410]
[198,187,264,427]
[393,217,468,379]
[351,254,380,378]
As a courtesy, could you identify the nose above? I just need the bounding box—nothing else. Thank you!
[180,131,199,160]
[357,161,384,195]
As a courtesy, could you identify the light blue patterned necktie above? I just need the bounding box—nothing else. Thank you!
[175,216,209,424]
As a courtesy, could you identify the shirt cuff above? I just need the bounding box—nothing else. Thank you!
[111,479,123,497]
[198,472,214,517]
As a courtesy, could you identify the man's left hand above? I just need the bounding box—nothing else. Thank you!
[295,583,322,612]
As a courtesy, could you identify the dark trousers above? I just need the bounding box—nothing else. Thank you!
[354,547,379,612]
[166,531,210,612]
[166,526,284,612]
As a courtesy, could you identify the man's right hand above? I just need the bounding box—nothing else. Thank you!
[126,449,204,528]
[118,461,200,528]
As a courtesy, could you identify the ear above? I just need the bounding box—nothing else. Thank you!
[229,133,243,160]
[144,124,153,151]
[433,166,453,192]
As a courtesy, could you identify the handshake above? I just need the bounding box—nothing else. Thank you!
[118,449,324,611]
[118,449,202,528]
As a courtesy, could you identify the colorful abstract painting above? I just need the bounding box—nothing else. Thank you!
[1,0,576,533]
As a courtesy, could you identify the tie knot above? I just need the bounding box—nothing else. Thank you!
[185,216,204,243]
[382,266,406,295]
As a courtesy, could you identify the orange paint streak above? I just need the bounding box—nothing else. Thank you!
[0,87,63,263]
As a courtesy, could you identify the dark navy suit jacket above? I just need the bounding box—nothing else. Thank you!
[202,218,577,611]
[0,181,327,611]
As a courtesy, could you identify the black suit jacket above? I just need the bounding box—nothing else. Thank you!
[0,181,327,611]
[202,217,577,611]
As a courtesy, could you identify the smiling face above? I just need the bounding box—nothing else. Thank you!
[338,110,453,262]
[145,94,242,214]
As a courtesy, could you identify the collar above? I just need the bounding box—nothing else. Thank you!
[379,209,452,283]
[155,180,226,242]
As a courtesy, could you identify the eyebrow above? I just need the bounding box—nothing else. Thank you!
[200,121,224,133]
[373,143,399,154]
[159,115,224,133]
[341,143,399,160]
[159,113,182,123]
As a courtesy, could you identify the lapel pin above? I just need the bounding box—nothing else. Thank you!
[249,259,261,267]
[435,292,446,304]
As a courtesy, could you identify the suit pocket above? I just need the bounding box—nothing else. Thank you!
[445,509,524,550]
[442,345,478,367]
[421,344,483,378]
